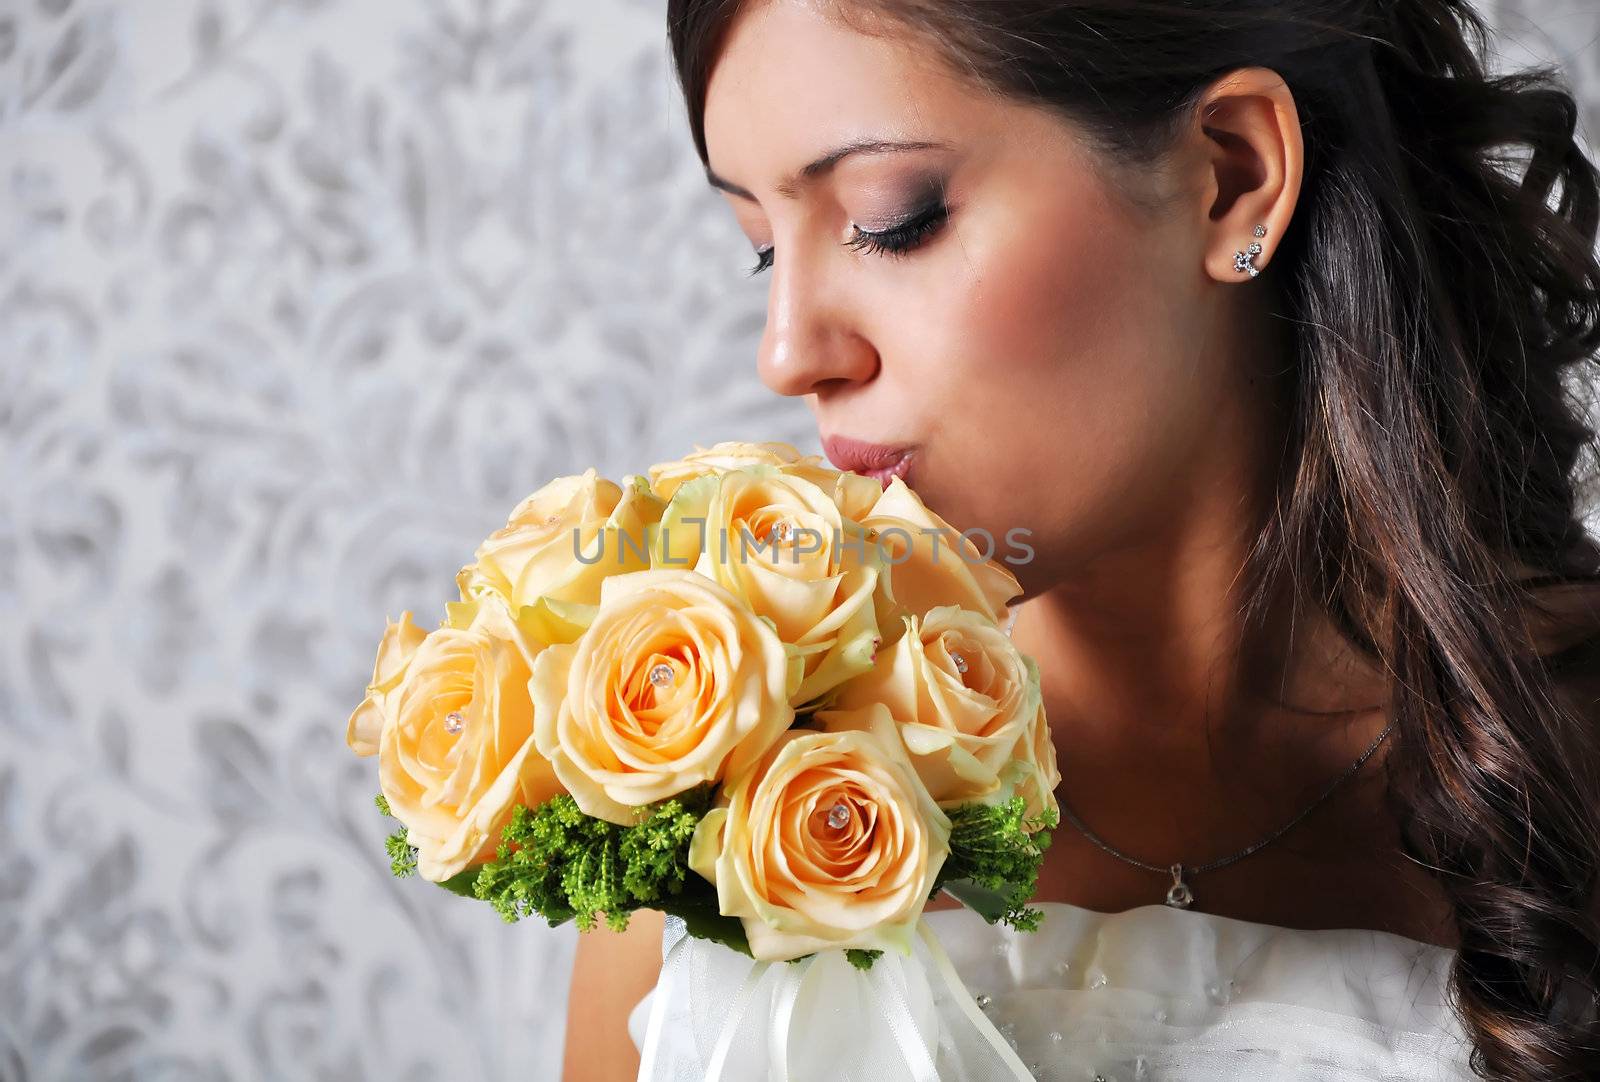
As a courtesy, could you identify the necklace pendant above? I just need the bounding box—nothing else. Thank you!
[1164,863,1195,909]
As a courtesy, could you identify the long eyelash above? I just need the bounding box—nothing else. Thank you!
[845,200,950,259]
[745,200,951,276]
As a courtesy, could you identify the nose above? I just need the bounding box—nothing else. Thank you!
[755,244,879,399]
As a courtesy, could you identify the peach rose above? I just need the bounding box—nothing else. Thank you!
[456,470,663,638]
[655,465,882,707]
[826,469,887,523]
[1005,698,1061,824]
[346,610,428,756]
[646,441,836,500]
[529,569,795,824]
[688,704,950,960]
[828,605,1041,806]
[361,595,562,881]
[862,477,1022,628]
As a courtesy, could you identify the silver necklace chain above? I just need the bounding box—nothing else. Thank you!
[1056,721,1396,909]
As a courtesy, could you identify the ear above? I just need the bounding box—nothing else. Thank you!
[1185,67,1304,284]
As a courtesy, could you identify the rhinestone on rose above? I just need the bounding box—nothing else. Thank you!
[951,651,969,674]
[444,711,465,735]
[767,520,792,544]
[826,801,851,830]
[648,663,674,687]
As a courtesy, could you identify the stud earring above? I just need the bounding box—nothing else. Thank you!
[1233,224,1267,278]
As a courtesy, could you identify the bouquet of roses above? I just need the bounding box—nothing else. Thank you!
[345,441,1059,1073]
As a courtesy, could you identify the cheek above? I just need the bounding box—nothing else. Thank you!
[893,176,1198,569]
[954,175,1146,400]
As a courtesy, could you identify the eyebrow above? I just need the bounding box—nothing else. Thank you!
[706,138,953,201]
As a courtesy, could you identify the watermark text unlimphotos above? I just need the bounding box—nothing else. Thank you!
[571,520,1035,567]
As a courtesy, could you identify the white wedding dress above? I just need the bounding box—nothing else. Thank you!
[627,897,1478,1080]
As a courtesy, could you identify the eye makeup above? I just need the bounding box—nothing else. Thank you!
[745,177,955,276]
[843,194,951,259]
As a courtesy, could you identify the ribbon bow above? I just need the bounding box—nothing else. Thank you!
[637,919,1037,1081]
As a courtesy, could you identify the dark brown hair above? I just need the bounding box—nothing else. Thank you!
[666,0,1600,1076]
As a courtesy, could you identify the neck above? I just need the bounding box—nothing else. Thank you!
[1007,497,1389,775]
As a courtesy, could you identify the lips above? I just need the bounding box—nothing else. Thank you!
[822,434,916,490]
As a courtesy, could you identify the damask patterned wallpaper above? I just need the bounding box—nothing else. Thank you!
[2,2,1595,1081]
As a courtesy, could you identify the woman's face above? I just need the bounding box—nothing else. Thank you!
[702,0,1285,596]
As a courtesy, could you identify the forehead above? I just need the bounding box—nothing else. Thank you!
[701,1,989,185]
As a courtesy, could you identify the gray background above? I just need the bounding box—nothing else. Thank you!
[1,1,1595,1080]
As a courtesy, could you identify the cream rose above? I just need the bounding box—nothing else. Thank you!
[828,605,1042,806]
[862,477,1022,628]
[347,609,428,756]
[655,465,882,707]
[688,704,950,960]
[827,469,886,523]
[361,595,562,881]
[646,441,833,500]
[529,568,795,824]
[456,470,664,638]
[1005,699,1061,824]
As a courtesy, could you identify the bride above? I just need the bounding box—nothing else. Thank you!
[565,0,1600,1077]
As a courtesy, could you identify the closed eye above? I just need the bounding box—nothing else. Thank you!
[745,199,952,277]
[845,199,950,259]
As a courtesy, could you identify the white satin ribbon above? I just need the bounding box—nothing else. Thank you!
[634,938,675,1075]
[869,942,941,1082]
[636,917,1037,1081]
[916,919,1037,1078]
[767,959,802,1078]
[703,958,773,1080]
